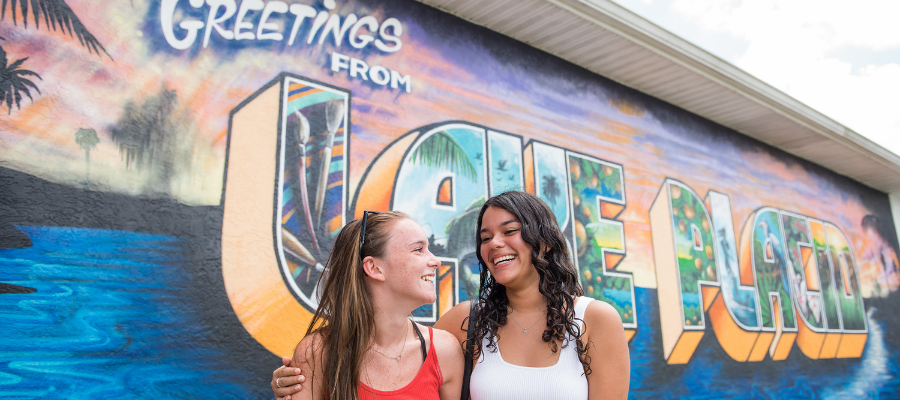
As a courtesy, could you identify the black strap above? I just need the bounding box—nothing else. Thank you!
[460,301,477,400]
[411,320,427,363]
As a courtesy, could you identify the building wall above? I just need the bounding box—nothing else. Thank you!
[1,0,899,398]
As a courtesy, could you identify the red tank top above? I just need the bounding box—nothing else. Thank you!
[357,326,443,400]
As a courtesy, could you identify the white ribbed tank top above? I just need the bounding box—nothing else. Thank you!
[469,296,592,400]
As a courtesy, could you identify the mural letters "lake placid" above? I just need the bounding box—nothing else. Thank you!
[222,75,868,365]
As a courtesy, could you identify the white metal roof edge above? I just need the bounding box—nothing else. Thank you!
[555,0,900,173]
[413,0,900,193]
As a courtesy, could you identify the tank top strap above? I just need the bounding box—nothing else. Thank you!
[574,296,593,320]
[411,321,427,363]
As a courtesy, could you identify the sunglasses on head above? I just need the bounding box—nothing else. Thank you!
[358,210,381,259]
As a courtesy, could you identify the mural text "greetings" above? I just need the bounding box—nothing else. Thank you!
[161,0,403,52]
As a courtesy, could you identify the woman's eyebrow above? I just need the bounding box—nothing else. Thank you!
[481,219,521,233]
[407,239,427,248]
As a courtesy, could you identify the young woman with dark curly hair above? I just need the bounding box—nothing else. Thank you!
[273,192,629,400]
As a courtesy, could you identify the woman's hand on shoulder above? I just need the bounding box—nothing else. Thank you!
[433,300,471,346]
[272,356,305,400]
[583,300,630,400]
[432,327,465,400]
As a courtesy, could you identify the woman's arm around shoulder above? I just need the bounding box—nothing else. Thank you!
[432,327,465,400]
[433,300,471,346]
[288,332,326,400]
[582,300,630,400]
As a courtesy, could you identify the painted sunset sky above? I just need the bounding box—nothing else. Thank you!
[0,0,895,293]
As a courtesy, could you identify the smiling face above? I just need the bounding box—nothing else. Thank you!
[378,218,440,305]
[478,206,539,289]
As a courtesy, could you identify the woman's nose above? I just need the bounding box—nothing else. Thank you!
[428,253,441,267]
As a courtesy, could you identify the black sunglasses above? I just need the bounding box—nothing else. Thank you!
[358,210,381,259]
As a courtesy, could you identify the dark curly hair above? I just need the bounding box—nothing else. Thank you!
[470,191,591,374]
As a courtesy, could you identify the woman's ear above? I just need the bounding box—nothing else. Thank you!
[362,256,386,282]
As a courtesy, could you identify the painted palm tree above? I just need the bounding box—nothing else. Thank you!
[542,175,561,204]
[1,0,108,57]
[0,46,40,113]
[75,127,99,179]
[0,0,109,112]
[410,130,477,181]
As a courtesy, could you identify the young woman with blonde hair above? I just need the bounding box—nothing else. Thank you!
[283,211,464,400]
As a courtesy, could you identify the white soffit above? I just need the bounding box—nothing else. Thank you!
[415,0,900,193]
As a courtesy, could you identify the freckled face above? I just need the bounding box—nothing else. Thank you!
[479,207,537,288]
[382,218,440,305]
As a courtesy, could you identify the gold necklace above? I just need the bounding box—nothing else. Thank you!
[370,319,409,362]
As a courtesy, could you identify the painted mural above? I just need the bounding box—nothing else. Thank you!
[2,0,899,398]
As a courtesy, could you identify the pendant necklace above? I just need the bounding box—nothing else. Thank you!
[370,319,409,362]
[510,311,543,335]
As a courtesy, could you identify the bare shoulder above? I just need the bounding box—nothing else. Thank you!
[290,331,325,367]
[582,299,624,331]
[433,300,471,345]
[430,326,464,382]
[431,327,464,356]
[580,299,631,399]
[289,332,326,400]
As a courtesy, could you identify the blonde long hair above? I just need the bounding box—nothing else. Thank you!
[304,211,409,400]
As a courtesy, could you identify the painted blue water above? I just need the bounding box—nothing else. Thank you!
[3,226,898,399]
[603,288,633,310]
[681,292,701,308]
[629,287,900,399]
[0,226,253,399]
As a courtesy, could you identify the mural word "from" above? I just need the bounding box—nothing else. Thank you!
[331,52,411,92]
[650,180,868,364]
[161,0,404,51]
[221,75,866,363]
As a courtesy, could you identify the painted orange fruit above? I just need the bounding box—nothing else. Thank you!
[707,265,716,280]
[702,217,710,232]
[583,205,592,220]
[583,268,592,281]
[678,219,686,234]
[670,185,682,199]
[705,245,713,259]
[603,165,614,176]
[570,161,581,180]
[589,175,598,189]
[684,205,695,220]
[694,258,702,270]
[572,188,581,207]
[575,220,587,256]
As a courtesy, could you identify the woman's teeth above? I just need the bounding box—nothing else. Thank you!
[493,255,516,265]
[422,275,434,283]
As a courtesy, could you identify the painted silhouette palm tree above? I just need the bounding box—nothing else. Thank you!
[0,0,109,112]
[75,127,99,179]
[410,130,477,181]
[0,46,40,113]
[542,175,561,204]
[1,0,108,57]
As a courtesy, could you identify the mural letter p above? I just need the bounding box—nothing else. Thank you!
[650,179,720,364]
